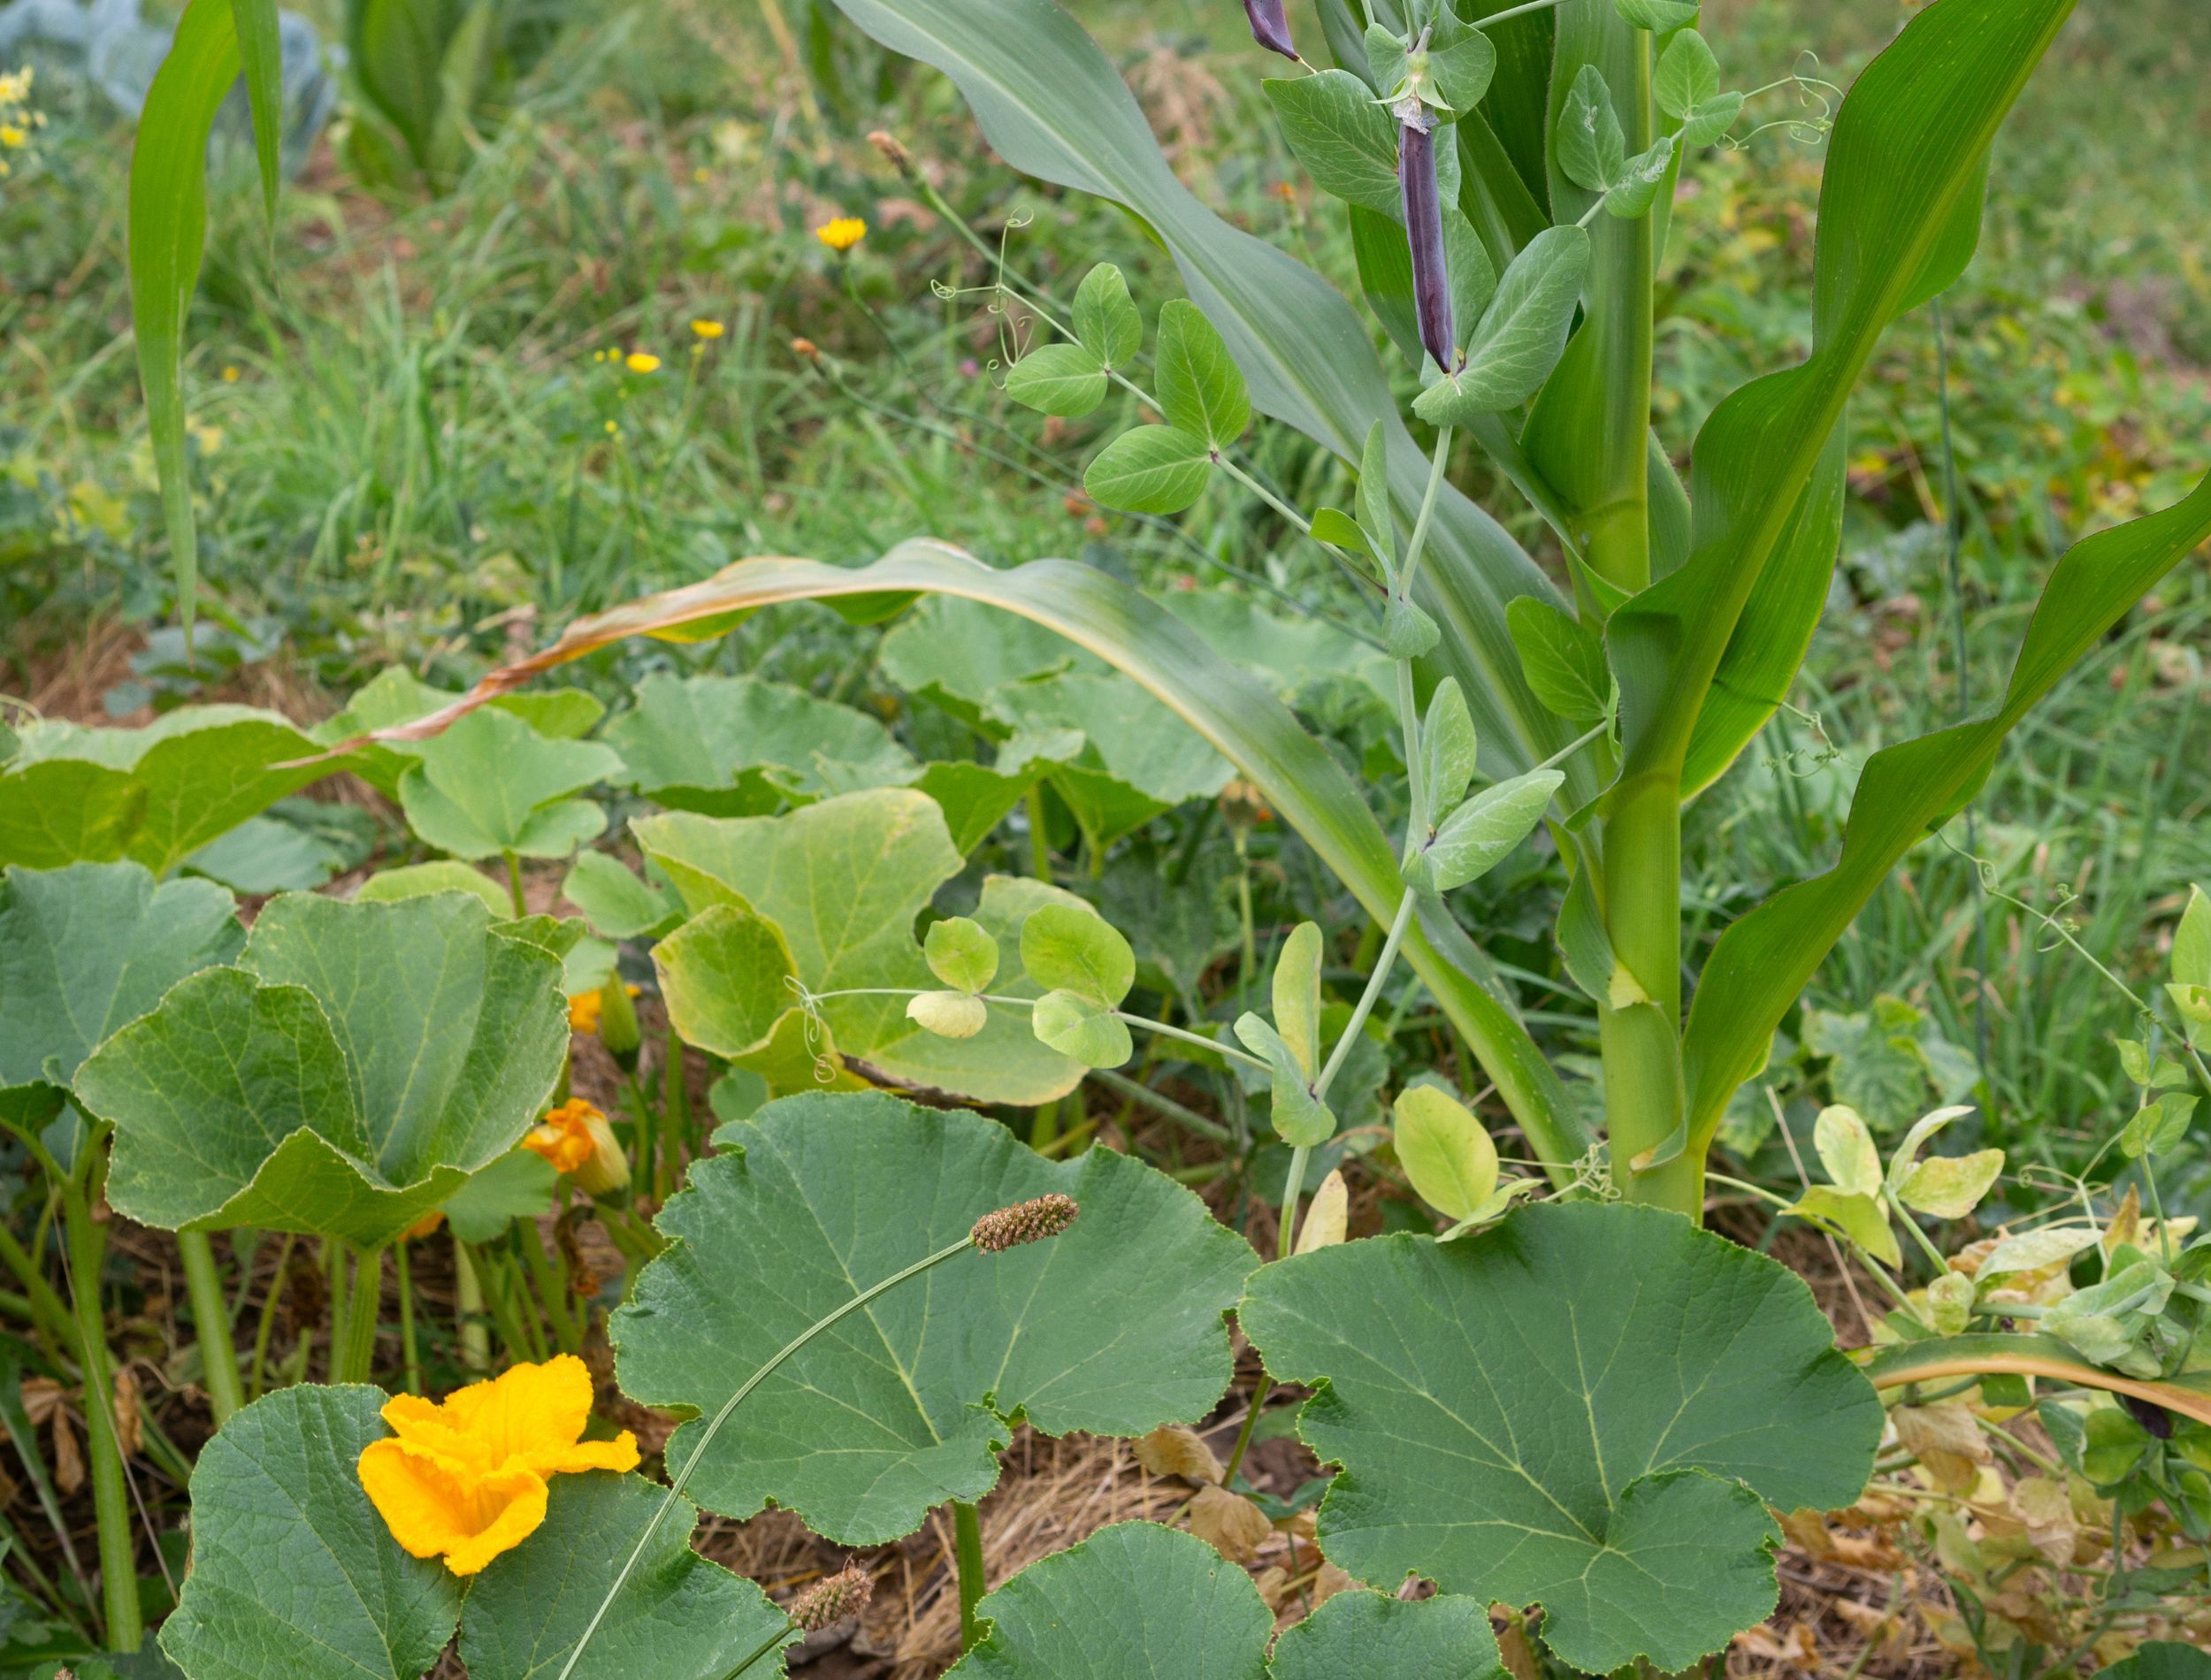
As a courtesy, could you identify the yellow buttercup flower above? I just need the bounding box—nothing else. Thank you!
[524,1097,629,1195]
[624,351,661,374]
[357,1355,639,1576]
[815,215,866,254]
[690,317,724,340]
[0,126,25,149]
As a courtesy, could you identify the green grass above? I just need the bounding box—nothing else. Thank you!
[3,0,2206,1196]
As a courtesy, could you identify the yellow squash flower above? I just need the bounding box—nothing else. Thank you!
[356,1355,639,1575]
[624,351,661,374]
[567,989,603,1034]
[815,215,867,254]
[524,1098,629,1195]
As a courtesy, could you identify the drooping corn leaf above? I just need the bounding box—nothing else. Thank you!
[1239,1203,1882,1674]
[399,707,624,861]
[640,793,1088,1103]
[460,1471,791,1680]
[946,1521,1503,1679]
[4,707,337,876]
[80,891,568,1246]
[1680,472,2211,1154]
[162,1386,792,1680]
[1609,0,2078,808]
[229,0,284,221]
[128,0,241,641]
[312,668,607,798]
[352,544,1587,1183]
[159,1385,463,1680]
[601,672,919,815]
[0,864,242,1103]
[613,1092,1252,1544]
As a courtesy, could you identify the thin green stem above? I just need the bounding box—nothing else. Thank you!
[660,1028,690,1200]
[0,1214,79,1357]
[721,1628,799,1679]
[1395,425,1452,600]
[555,1234,983,1680]
[1220,1384,1269,1487]
[952,1497,988,1651]
[1277,1143,1313,1259]
[1023,784,1054,882]
[802,989,1272,1073]
[325,1235,349,1385]
[1396,661,1427,837]
[337,1246,385,1384]
[1214,457,1315,539]
[394,1240,423,1396]
[60,1180,139,1651]
[501,849,528,918]
[1315,891,1418,1101]
[624,1068,658,1206]
[453,1232,490,1374]
[516,1223,581,1355]
[178,1230,243,1424]
[1088,1067,1234,1145]
[1476,0,1570,24]
[246,1231,295,1401]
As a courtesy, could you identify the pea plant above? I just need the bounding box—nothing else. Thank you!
[42,0,2209,1673]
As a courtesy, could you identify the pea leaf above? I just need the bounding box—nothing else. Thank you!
[1420,678,1480,815]
[1793,1185,1903,1267]
[643,795,1091,1104]
[1424,15,1496,117]
[1072,263,1142,367]
[2121,1092,2196,1160]
[1264,69,1403,220]
[1896,1149,2005,1218]
[4,706,337,875]
[926,915,1000,993]
[1391,1084,1497,1221]
[1006,342,1109,417]
[1084,425,1213,514]
[81,892,569,1246]
[460,1470,790,1680]
[1404,768,1562,894]
[400,708,623,861]
[1412,227,1589,423]
[601,673,918,815]
[1656,27,1716,117]
[1506,598,1609,725]
[1234,1013,1334,1147]
[945,1520,1504,1678]
[1272,921,1324,1080]
[1615,0,1697,31]
[1813,1104,1882,1197]
[911,989,991,1039]
[0,863,241,1099]
[1021,903,1136,1006]
[1031,989,1132,1066]
[612,1092,1252,1543]
[1555,64,1625,194]
[157,1385,462,1680]
[1154,301,1251,449]
[1381,598,1441,660]
[1240,1203,1881,1675]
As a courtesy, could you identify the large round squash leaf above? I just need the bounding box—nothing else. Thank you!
[460,1470,791,1680]
[946,1521,1502,1678]
[159,1385,463,1680]
[613,1093,1253,1543]
[1238,1203,1882,1675]
[80,891,568,1247]
[0,706,336,874]
[162,1386,788,1680]
[0,862,241,1096]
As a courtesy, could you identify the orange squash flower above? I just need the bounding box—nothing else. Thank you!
[522,1098,629,1195]
[356,1355,639,1576]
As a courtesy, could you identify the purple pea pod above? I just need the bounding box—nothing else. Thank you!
[1243,0,1297,60]
[1398,118,1454,370]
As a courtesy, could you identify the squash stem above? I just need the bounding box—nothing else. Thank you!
[952,1497,988,1651]
[178,1229,242,1423]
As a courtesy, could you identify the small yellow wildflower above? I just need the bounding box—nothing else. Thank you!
[815,215,867,254]
[690,318,724,340]
[220,365,241,383]
[357,1355,639,1576]
[624,351,662,374]
[0,126,24,149]
[604,419,620,436]
[524,1098,629,1195]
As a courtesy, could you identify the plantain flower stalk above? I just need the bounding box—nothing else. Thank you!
[1398,116,1454,370]
[790,1562,875,1631]
[1242,0,1297,60]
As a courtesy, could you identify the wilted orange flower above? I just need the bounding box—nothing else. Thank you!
[815,215,866,253]
[356,1355,639,1575]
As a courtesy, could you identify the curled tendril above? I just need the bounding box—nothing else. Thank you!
[1571,1140,1615,1202]
[783,975,842,1084]
[1758,697,1840,781]
[1725,53,1843,151]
